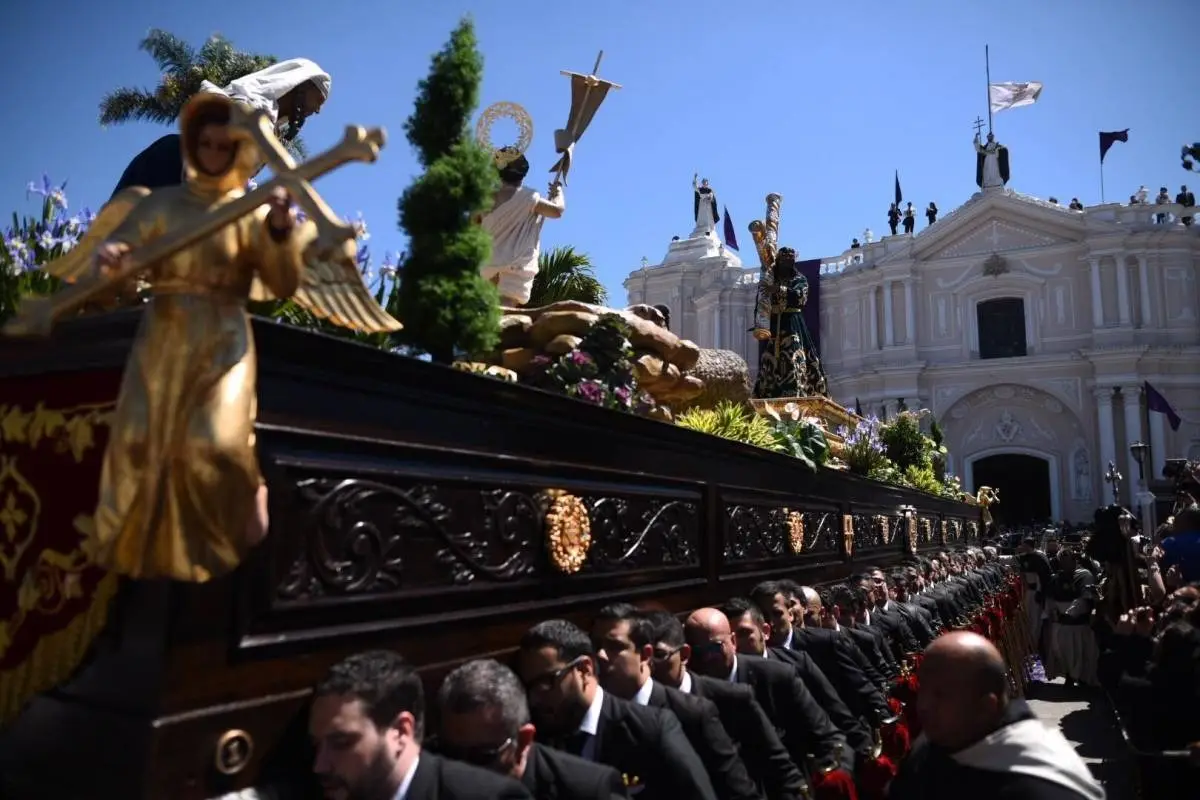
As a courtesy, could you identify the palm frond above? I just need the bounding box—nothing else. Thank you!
[530,246,608,306]
[98,86,175,126]
[139,29,196,77]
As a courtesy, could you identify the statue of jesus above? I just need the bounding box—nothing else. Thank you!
[974,131,1010,190]
[693,173,720,235]
[479,148,565,306]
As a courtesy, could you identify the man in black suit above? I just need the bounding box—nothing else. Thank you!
[886,572,937,645]
[514,619,717,800]
[751,582,892,733]
[641,610,810,800]
[826,584,899,681]
[437,658,627,800]
[857,570,921,659]
[682,608,850,783]
[309,650,532,800]
[722,596,869,766]
[591,604,762,800]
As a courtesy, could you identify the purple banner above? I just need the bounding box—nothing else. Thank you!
[798,257,822,356]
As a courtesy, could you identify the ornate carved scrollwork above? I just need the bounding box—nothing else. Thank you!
[279,478,540,599]
[724,506,838,562]
[919,517,934,545]
[581,497,698,571]
[842,514,855,558]
[906,516,919,555]
[875,515,891,545]
[278,477,700,600]
[939,519,948,545]
[966,520,979,541]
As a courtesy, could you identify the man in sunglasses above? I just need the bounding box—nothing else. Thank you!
[514,619,717,800]
[437,658,627,800]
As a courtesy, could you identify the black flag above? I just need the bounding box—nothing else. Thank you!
[1099,129,1129,163]
[894,170,903,206]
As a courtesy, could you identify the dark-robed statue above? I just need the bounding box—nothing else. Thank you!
[974,131,1010,190]
[751,246,827,398]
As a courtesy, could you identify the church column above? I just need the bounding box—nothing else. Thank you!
[868,289,878,350]
[1137,253,1152,328]
[1088,257,1104,328]
[883,280,895,347]
[1094,386,1117,501]
[904,279,916,345]
[1149,408,1167,483]
[1120,385,1143,505]
[1116,256,1132,326]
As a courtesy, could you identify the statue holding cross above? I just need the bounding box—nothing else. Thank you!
[974,116,1010,190]
[4,93,400,583]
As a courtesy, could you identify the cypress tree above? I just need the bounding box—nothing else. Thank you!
[396,17,500,364]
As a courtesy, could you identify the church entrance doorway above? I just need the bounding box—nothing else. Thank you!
[971,453,1052,526]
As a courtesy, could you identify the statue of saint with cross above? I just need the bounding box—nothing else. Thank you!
[973,116,1010,190]
[3,93,400,583]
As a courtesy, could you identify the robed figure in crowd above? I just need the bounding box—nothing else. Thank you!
[752,247,827,399]
[33,93,400,582]
[111,58,331,198]
[693,174,719,234]
[974,131,1010,190]
[479,148,566,306]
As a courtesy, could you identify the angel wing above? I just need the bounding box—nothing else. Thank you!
[288,239,402,333]
[41,187,152,283]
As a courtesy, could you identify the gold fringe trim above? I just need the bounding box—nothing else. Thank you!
[0,569,119,725]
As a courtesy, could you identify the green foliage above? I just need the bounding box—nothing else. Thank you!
[929,418,945,447]
[879,411,929,472]
[529,246,607,307]
[395,18,500,364]
[676,401,778,450]
[770,419,829,472]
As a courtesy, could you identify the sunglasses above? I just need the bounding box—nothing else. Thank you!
[651,645,683,662]
[431,737,514,767]
[691,636,730,658]
[524,657,585,693]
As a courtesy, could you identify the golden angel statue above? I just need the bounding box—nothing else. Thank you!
[4,93,400,582]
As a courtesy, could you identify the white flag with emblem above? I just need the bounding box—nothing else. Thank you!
[989,81,1043,113]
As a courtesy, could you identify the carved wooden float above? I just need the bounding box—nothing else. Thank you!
[0,309,980,799]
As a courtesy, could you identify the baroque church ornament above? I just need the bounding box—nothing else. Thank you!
[982,252,1009,277]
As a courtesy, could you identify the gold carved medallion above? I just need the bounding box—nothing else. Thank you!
[907,517,918,554]
[786,510,805,554]
[544,491,591,574]
[841,514,855,558]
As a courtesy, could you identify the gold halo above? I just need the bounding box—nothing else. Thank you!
[476,101,534,168]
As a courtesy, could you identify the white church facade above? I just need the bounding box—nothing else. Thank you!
[625,186,1200,525]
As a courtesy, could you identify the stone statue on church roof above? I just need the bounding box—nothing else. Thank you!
[975,131,1010,190]
[693,173,719,235]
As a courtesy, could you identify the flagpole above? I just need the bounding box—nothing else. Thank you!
[1100,160,1106,204]
[985,45,993,135]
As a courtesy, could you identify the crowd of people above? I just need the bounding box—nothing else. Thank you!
[289,548,1113,800]
[1011,503,1200,796]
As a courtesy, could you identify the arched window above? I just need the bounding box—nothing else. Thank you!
[977,298,1027,359]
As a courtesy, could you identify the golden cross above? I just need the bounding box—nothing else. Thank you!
[5,101,386,337]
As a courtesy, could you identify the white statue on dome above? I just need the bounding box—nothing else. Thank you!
[693,173,720,236]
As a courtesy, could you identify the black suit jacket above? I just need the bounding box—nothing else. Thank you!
[687,673,809,800]
[731,654,846,773]
[565,691,717,800]
[646,682,762,800]
[522,743,628,800]
[408,752,533,800]
[894,601,936,646]
[769,646,869,762]
[869,606,919,659]
[792,626,890,725]
[840,625,892,683]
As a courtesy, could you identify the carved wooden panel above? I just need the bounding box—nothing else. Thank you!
[275,471,701,603]
[723,504,841,563]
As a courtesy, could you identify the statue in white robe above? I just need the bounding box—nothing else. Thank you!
[479,149,565,306]
[974,131,1010,190]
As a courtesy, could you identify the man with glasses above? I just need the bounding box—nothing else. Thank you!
[591,604,762,800]
[308,650,531,800]
[514,619,717,800]
[437,659,627,800]
[641,610,811,800]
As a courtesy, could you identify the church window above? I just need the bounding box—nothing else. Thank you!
[976,297,1027,359]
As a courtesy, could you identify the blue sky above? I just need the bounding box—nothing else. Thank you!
[2,0,1195,301]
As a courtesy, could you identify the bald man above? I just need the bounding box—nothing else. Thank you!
[887,632,1103,800]
[683,609,848,782]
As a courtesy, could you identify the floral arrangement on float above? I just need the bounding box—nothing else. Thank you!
[834,409,963,500]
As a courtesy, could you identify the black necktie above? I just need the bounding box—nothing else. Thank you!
[566,731,592,758]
